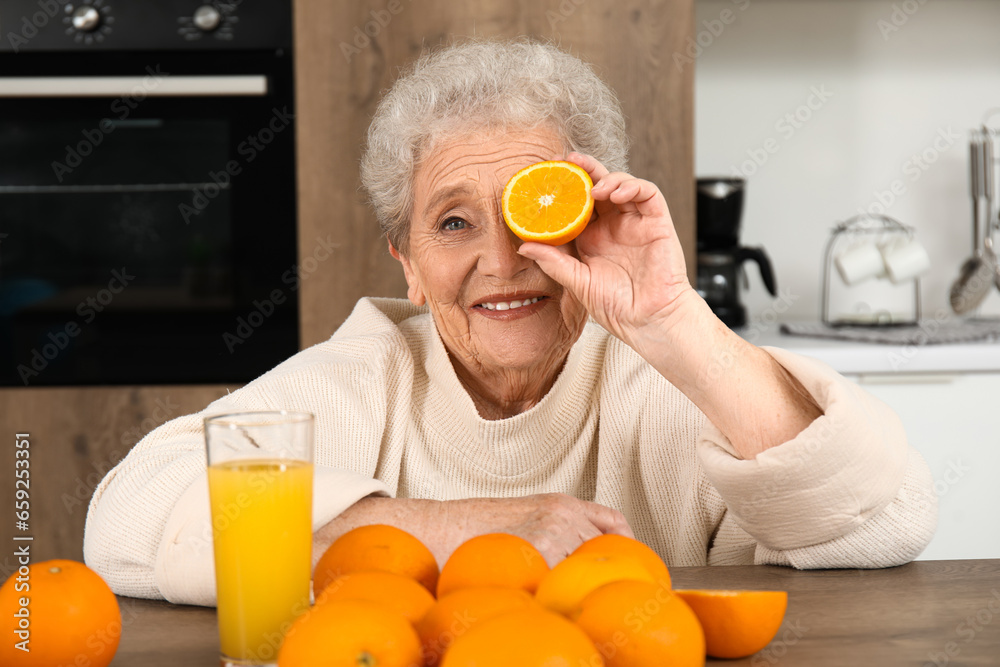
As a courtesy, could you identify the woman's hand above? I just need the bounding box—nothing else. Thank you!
[516,152,698,352]
[443,493,635,567]
[517,153,822,459]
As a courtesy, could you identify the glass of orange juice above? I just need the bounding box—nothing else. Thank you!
[205,411,314,667]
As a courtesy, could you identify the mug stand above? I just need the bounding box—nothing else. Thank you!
[821,214,922,327]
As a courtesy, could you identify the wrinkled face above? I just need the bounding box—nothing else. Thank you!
[393,127,588,378]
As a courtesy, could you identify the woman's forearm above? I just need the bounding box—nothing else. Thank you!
[312,493,635,571]
[313,496,454,569]
[630,291,822,460]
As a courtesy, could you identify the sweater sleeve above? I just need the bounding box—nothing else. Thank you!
[696,347,937,568]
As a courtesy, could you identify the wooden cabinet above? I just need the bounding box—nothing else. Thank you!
[293,0,696,346]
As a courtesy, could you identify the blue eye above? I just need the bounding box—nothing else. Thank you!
[442,217,467,231]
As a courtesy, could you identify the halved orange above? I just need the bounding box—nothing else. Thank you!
[675,589,788,659]
[502,160,594,245]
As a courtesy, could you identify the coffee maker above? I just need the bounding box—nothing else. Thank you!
[696,178,776,328]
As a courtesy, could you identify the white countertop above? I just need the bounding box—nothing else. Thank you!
[742,324,1000,375]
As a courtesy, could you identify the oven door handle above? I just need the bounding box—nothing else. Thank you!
[0,75,268,97]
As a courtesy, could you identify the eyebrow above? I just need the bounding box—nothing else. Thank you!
[423,183,477,217]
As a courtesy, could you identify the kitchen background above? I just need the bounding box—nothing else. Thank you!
[695,0,1000,322]
[693,0,1000,563]
[1,0,996,571]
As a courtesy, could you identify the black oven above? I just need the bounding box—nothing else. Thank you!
[0,0,298,386]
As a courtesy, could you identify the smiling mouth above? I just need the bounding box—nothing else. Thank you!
[474,296,548,311]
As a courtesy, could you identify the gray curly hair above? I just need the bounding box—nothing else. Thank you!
[360,38,630,254]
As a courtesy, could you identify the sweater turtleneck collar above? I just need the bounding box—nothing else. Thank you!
[416,314,609,477]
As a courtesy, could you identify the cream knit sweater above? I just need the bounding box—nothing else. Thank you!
[84,297,937,606]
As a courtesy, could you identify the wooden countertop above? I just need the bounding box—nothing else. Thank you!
[110,559,1000,666]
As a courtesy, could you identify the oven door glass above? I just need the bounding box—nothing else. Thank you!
[1,70,298,387]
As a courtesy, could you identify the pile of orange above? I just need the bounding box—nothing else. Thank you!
[281,527,789,667]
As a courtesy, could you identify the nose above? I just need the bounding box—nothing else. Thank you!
[478,214,532,279]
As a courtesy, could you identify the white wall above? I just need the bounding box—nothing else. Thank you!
[694,0,1000,324]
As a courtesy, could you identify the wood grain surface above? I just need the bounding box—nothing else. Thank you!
[0,385,233,572]
[293,0,695,347]
[104,560,1000,666]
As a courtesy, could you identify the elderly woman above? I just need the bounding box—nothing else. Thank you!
[85,39,935,605]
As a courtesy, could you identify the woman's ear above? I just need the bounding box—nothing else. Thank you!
[387,235,426,306]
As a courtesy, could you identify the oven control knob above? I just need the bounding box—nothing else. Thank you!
[193,5,223,32]
[72,6,101,32]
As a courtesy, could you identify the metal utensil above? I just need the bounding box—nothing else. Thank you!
[982,130,1000,291]
[949,137,992,314]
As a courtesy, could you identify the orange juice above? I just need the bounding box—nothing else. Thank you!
[208,459,313,663]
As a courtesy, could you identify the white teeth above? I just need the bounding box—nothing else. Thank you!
[479,297,541,311]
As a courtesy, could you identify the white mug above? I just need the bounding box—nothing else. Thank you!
[880,236,930,284]
[835,241,885,285]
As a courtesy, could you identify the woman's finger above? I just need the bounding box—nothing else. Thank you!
[565,151,610,185]
[606,178,669,218]
[580,500,635,539]
[590,172,634,217]
[566,158,671,221]
[591,171,632,199]
[516,241,588,297]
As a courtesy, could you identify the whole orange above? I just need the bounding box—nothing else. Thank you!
[535,553,656,618]
[278,598,423,667]
[416,587,539,665]
[440,608,604,667]
[570,534,671,587]
[436,533,548,598]
[675,589,787,659]
[315,571,435,625]
[314,524,439,595]
[574,580,704,667]
[0,559,122,667]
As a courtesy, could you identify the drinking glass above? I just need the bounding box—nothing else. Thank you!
[205,411,314,667]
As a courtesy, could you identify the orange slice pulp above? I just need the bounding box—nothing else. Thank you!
[502,160,594,246]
